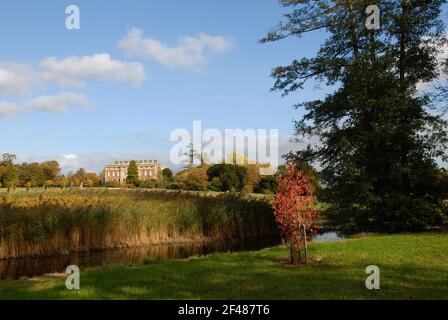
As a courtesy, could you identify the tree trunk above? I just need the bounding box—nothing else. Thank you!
[289,243,296,264]
[399,0,408,90]
[303,224,308,265]
[347,0,359,62]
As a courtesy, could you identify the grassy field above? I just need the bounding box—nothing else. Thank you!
[0,233,446,299]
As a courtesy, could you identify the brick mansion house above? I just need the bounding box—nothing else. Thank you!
[104,160,159,184]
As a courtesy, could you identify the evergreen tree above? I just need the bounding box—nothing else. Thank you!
[126,160,140,187]
[162,168,173,180]
[183,143,201,168]
[262,0,448,234]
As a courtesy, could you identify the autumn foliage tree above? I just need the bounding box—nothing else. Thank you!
[272,164,319,264]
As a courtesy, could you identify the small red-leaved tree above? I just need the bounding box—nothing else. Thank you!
[272,163,319,264]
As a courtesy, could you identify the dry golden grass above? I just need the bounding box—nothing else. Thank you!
[0,189,277,259]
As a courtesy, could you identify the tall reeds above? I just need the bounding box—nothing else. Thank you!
[0,189,278,259]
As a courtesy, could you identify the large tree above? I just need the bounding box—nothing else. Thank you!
[207,164,247,192]
[126,160,140,187]
[175,167,209,191]
[263,0,448,234]
[41,161,61,182]
[162,168,173,180]
[0,153,19,191]
[17,162,44,187]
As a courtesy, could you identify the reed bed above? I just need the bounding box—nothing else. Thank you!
[0,189,278,259]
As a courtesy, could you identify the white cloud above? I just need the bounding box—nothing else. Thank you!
[63,153,78,160]
[0,102,21,117]
[24,92,89,112]
[59,154,79,171]
[0,54,147,94]
[0,62,37,96]
[39,53,147,87]
[0,54,146,119]
[118,27,234,71]
[0,92,88,117]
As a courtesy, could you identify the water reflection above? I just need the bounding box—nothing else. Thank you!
[313,231,344,242]
[0,232,343,280]
[0,238,280,280]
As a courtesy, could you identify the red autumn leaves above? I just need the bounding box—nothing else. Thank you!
[272,164,319,262]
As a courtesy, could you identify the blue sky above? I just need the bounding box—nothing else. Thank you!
[0,0,323,171]
[0,1,364,172]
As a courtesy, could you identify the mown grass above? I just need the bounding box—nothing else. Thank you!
[0,189,277,258]
[0,233,446,299]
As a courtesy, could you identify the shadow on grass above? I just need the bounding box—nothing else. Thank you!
[2,248,447,300]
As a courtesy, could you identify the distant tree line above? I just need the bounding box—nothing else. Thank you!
[164,159,320,195]
[103,154,318,195]
[0,153,100,190]
[0,152,321,196]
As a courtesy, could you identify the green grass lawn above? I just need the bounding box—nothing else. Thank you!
[0,233,447,300]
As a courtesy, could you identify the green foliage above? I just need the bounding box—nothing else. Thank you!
[17,163,43,186]
[174,163,262,193]
[166,182,183,190]
[139,180,157,189]
[162,168,173,180]
[1,153,16,163]
[242,164,261,194]
[1,155,99,190]
[126,160,140,187]
[2,164,18,190]
[105,180,121,188]
[17,161,61,187]
[175,167,209,191]
[264,0,448,234]
[209,177,223,192]
[41,161,60,181]
[207,164,247,192]
[220,172,240,191]
[0,154,19,191]
[255,176,277,194]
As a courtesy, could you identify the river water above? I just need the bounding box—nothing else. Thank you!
[0,232,343,279]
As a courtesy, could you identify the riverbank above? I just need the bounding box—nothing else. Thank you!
[0,189,277,259]
[0,233,446,299]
